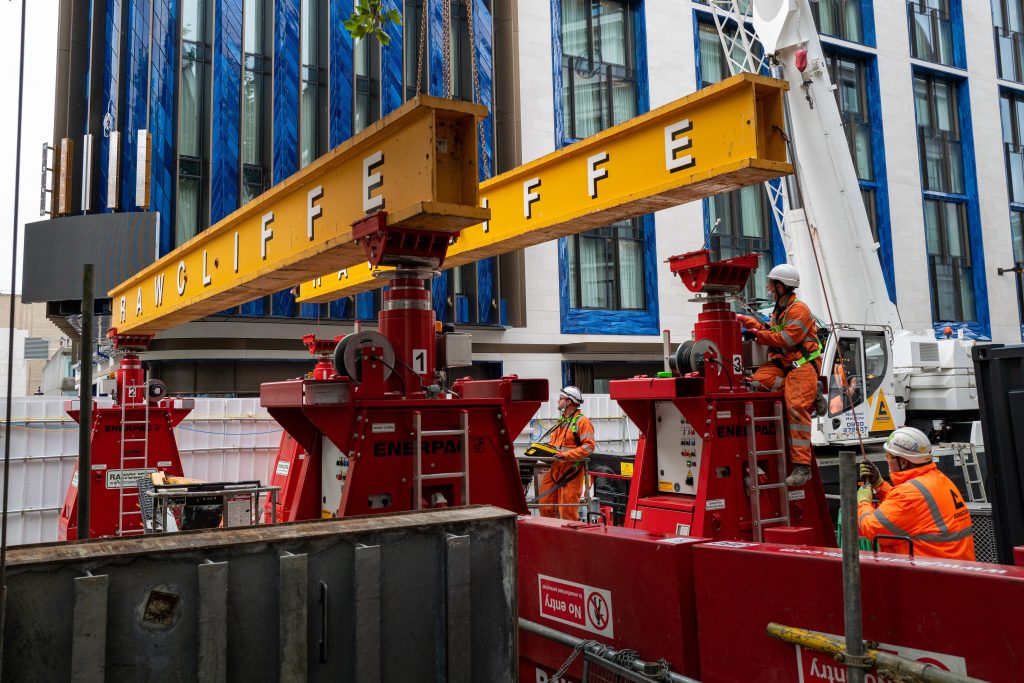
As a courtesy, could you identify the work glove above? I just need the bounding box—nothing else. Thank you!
[856,484,873,505]
[859,461,882,489]
[742,329,758,342]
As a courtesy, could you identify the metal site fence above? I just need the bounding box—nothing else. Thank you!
[0,393,639,545]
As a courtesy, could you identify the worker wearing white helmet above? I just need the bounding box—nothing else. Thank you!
[737,263,822,487]
[537,386,596,520]
[857,426,975,561]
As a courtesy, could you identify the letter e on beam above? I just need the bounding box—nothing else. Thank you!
[665,119,694,173]
[363,151,384,213]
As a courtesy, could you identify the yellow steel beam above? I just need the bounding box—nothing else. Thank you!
[108,96,488,333]
[297,73,791,303]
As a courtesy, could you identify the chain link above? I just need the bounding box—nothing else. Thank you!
[464,0,490,177]
[441,0,452,98]
[415,0,429,95]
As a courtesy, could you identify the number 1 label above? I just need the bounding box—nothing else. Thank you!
[412,349,427,374]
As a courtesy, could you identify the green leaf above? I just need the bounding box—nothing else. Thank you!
[377,31,391,46]
[387,9,402,24]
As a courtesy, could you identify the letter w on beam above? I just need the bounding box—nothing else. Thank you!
[298,74,792,303]
[108,96,489,334]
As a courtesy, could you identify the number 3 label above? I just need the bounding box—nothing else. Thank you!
[732,354,743,374]
[412,349,427,374]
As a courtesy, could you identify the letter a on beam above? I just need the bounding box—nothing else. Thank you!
[588,152,609,199]
[136,287,143,316]
[524,178,541,219]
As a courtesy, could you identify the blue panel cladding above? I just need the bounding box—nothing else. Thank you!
[329,0,354,148]
[271,289,296,317]
[211,0,243,223]
[428,0,444,96]
[432,274,448,322]
[864,55,896,302]
[632,0,649,115]
[381,0,403,114]
[300,303,322,318]
[860,0,876,48]
[328,297,350,319]
[356,292,376,319]
[120,0,151,212]
[149,0,177,254]
[97,0,122,214]
[84,0,95,137]
[240,297,267,315]
[477,257,493,323]
[273,0,299,183]
[549,0,565,146]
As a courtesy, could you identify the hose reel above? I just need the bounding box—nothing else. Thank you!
[669,339,721,375]
[333,331,395,383]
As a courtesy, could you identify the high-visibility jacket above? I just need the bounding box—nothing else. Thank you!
[739,294,821,369]
[538,411,595,521]
[548,411,596,461]
[857,463,975,561]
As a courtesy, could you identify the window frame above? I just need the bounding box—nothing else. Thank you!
[907,0,962,68]
[240,0,271,204]
[811,0,865,44]
[176,0,212,246]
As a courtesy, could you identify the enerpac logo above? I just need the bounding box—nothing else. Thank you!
[372,439,462,457]
[538,574,614,638]
[717,422,778,439]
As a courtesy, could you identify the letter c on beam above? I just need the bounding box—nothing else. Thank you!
[176,260,187,296]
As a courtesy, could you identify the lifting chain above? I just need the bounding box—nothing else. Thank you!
[464,0,490,177]
[441,0,453,98]
[415,0,429,94]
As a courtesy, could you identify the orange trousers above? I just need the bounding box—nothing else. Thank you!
[750,362,817,466]
[538,463,585,521]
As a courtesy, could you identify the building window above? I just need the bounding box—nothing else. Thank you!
[708,186,773,301]
[567,219,646,310]
[811,0,863,43]
[560,0,637,140]
[404,0,427,98]
[914,74,963,194]
[915,72,975,322]
[825,52,883,247]
[559,0,648,318]
[924,199,974,321]
[698,18,773,298]
[1000,89,1024,203]
[178,0,209,245]
[1013,209,1024,264]
[300,0,324,168]
[907,0,956,67]
[355,35,381,133]
[241,0,268,203]
[993,0,1024,82]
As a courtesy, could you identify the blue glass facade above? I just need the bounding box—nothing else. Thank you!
[150,0,178,254]
[211,0,243,223]
[97,0,123,213]
[120,0,151,212]
[329,0,354,148]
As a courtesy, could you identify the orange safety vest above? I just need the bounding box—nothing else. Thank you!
[857,463,975,561]
[740,295,820,369]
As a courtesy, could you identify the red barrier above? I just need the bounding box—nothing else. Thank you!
[693,541,1024,682]
[518,516,705,681]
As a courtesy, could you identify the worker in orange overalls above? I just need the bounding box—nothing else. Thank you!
[537,386,596,520]
[858,426,975,560]
[738,264,821,487]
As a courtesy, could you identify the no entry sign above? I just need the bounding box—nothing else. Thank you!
[538,574,614,638]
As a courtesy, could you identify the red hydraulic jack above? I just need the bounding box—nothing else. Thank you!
[609,250,834,544]
[261,212,547,520]
[59,332,191,539]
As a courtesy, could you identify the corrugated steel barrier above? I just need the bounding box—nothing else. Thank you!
[1,506,516,682]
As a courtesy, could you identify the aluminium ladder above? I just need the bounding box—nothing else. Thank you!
[117,380,152,535]
[744,400,790,542]
[412,410,471,509]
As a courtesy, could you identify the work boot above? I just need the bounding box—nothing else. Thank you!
[785,464,812,487]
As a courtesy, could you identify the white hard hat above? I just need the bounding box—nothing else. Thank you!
[767,263,800,288]
[559,386,584,405]
[883,427,933,463]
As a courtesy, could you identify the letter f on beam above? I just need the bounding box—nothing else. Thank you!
[524,178,541,219]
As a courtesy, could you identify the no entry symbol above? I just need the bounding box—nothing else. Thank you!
[587,593,609,630]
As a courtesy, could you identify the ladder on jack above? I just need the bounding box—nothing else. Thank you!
[118,380,152,536]
[745,401,790,542]
[956,442,987,503]
[412,410,470,509]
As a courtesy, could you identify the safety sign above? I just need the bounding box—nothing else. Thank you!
[538,574,614,638]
